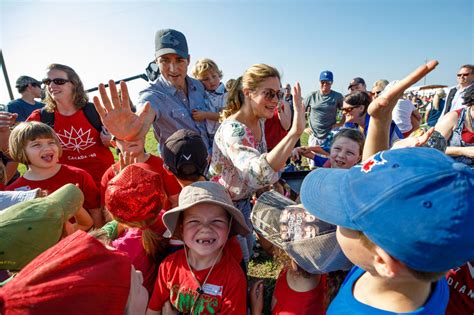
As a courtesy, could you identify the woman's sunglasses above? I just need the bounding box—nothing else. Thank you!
[42,78,71,86]
[261,88,284,101]
[341,106,360,114]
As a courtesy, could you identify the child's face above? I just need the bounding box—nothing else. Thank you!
[182,203,230,258]
[330,137,361,169]
[199,70,221,92]
[336,227,373,270]
[25,137,60,168]
[115,138,145,158]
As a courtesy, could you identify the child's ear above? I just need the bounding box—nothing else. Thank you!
[242,87,251,98]
[372,246,401,278]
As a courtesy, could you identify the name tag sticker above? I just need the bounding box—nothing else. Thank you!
[202,283,223,296]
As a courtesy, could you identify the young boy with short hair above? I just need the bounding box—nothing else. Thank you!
[191,58,227,140]
[146,181,249,315]
[6,121,101,227]
[300,147,474,314]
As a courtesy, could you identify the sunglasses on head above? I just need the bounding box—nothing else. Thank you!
[42,78,71,86]
[457,73,470,78]
[262,88,284,101]
[342,106,360,114]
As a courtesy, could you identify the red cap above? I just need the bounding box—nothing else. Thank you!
[105,163,165,223]
[0,231,131,314]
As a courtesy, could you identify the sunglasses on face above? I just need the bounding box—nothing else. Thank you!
[261,88,284,101]
[42,78,71,86]
[31,83,42,88]
[342,106,359,114]
[457,73,471,78]
[321,81,333,85]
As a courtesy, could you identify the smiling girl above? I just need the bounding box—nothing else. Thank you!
[209,64,306,263]
[6,122,99,227]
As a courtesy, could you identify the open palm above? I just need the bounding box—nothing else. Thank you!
[92,80,155,141]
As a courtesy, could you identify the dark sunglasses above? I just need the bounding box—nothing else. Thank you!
[457,73,470,78]
[31,83,42,88]
[262,88,284,101]
[42,78,71,86]
[342,106,360,114]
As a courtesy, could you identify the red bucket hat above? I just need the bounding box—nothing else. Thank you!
[0,231,131,314]
[105,163,165,223]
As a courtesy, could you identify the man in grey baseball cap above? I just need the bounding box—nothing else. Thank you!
[6,76,44,122]
[137,29,212,155]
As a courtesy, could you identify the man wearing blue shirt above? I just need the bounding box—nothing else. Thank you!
[137,29,211,154]
[6,76,44,122]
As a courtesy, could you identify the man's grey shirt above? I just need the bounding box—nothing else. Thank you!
[305,90,343,140]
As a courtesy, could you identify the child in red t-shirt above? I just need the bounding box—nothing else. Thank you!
[445,261,474,315]
[146,181,250,315]
[250,191,353,315]
[6,121,100,227]
[100,136,180,210]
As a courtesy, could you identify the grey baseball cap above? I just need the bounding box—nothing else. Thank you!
[15,76,41,89]
[155,29,189,59]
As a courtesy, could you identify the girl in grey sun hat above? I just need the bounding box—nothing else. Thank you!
[162,181,250,239]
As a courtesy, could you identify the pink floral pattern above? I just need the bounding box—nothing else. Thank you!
[210,119,279,200]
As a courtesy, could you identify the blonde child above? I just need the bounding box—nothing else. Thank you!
[191,58,227,139]
[146,181,249,315]
[6,121,99,227]
[250,191,352,315]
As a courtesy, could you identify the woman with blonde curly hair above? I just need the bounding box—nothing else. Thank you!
[209,64,306,263]
[26,64,114,224]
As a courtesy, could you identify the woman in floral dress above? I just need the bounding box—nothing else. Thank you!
[209,64,306,263]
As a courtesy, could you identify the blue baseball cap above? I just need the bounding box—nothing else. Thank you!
[300,147,474,272]
[155,29,189,59]
[319,70,333,82]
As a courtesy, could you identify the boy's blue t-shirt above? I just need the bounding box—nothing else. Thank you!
[328,266,449,315]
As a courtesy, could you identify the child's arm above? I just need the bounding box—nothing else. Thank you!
[192,109,220,121]
[362,61,438,160]
[278,101,292,131]
[250,280,264,315]
[73,207,94,231]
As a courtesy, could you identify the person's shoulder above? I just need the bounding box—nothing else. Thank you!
[59,164,94,178]
[6,98,22,107]
[161,248,186,266]
[187,76,205,91]
[331,90,344,99]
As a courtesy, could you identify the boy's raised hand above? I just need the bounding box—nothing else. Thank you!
[363,60,438,160]
[93,80,155,141]
[368,61,439,121]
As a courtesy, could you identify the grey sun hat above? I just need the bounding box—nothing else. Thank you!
[162,181,250,239]
[15,76,41,89]
[155,29,189,59]
[252,191,353,274]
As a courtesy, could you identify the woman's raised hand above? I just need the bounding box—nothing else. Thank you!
[93,80,155,141]
[291,82,305,136]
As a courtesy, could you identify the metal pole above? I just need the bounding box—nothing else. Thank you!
[86,73,148,93]
[0,49,14,101]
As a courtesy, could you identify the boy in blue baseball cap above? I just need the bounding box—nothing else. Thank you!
[300,61,474,314]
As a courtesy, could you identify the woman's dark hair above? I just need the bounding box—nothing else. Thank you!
[343,91,371,115]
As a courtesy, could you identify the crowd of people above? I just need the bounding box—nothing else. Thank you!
[0,28,473,315]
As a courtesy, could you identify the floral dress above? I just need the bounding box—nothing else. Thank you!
[210,119,279,201]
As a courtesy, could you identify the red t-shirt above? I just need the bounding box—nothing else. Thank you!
[148,248,247,314]
[445,261,474,315]
[27,109,114,187]
[455,109,474,144]
[265,106,288,151]
[272,268,327,315]
[100,155,181,209]
[6,164,100,210]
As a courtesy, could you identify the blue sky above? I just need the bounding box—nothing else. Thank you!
[1,0,473,104]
